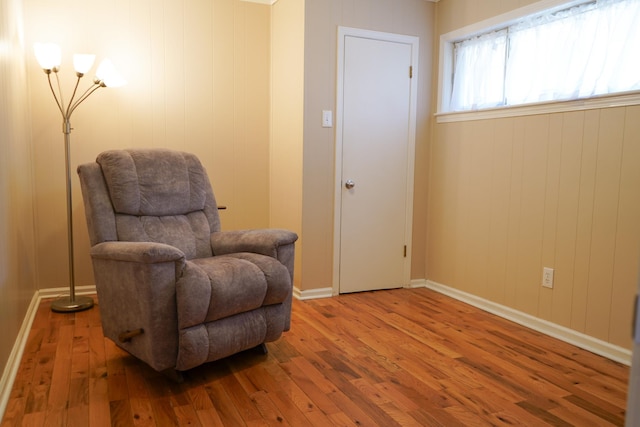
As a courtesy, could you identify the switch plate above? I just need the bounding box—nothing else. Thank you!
[322,110,332,128]
[542,267,554,289]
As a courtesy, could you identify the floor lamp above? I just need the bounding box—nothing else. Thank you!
[34,42,126,313]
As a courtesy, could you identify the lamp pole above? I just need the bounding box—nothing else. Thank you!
[50,116,95,312]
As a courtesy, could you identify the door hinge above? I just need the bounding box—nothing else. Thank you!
[409,66,413,79]
[404,245,407,257]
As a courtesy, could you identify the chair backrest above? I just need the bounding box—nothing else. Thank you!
[78,149,221,259]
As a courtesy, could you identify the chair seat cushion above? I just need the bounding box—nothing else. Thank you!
[186,253,291,324]
[219,252,292,305]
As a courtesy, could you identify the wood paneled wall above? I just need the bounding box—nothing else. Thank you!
[428,107,640,349]
[22,0,272,290]
[0,0,39,391]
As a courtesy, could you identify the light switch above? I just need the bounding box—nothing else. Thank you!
[322,110,333,128]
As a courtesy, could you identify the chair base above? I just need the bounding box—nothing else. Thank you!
[161,368,185,383]
[162,344,269,383]
[254,343,268,355]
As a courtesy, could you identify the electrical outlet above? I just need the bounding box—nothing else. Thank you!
[542,267,554,289]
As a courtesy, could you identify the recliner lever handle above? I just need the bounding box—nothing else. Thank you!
[119,328,144,343]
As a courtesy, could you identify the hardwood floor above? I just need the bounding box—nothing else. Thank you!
[1,288,629,426]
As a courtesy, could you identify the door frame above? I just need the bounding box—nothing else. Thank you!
[332,26,419,295]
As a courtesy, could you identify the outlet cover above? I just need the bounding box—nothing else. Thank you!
[542,267,554,289]
[322,110,333,128]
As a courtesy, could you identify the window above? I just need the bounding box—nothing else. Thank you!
[443,0,640,113]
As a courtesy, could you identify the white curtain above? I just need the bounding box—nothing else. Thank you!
[450,30,507,111]
[450,0,640,111]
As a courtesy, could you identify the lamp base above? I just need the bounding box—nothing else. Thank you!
[51,295,94,313]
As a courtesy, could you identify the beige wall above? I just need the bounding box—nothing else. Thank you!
[299,0,435,291]
[22,0,273,291]
[271,0,305,289]
[429,0,640,350]
[436,0,538,34]
[0,0,38,386]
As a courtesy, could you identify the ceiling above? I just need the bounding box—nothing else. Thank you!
[241,0,439,4]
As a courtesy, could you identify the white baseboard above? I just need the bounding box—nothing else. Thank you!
[0,291,41,421]
[37,285,97,299]
[0,285,97,421]
[409,279,428,288]
[418,279,632,366]
[293,286,333,300]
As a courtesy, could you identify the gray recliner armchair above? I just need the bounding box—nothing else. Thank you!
[77,148,297,378]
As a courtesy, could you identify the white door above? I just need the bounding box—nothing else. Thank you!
[334,28,418,294]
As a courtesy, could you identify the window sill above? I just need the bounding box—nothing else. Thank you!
[435,91,640,123]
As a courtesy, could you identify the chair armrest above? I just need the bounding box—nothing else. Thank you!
[90,241,186,265]
[89,241,186,372]
[210,229,298,259]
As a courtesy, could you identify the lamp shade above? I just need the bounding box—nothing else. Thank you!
[95,59,127,87]
[73,54,96,74]
[34,42,62,70]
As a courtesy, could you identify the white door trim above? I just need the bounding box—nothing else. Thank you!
[332,26,419,295]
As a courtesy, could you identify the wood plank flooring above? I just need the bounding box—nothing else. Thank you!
[1,288,630,426]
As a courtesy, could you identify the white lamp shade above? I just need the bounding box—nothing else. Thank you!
[73,54,96,74]
[34,43,61,70]
[95,59,127,87]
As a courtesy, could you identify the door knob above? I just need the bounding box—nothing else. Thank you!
[345,179,355,189]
